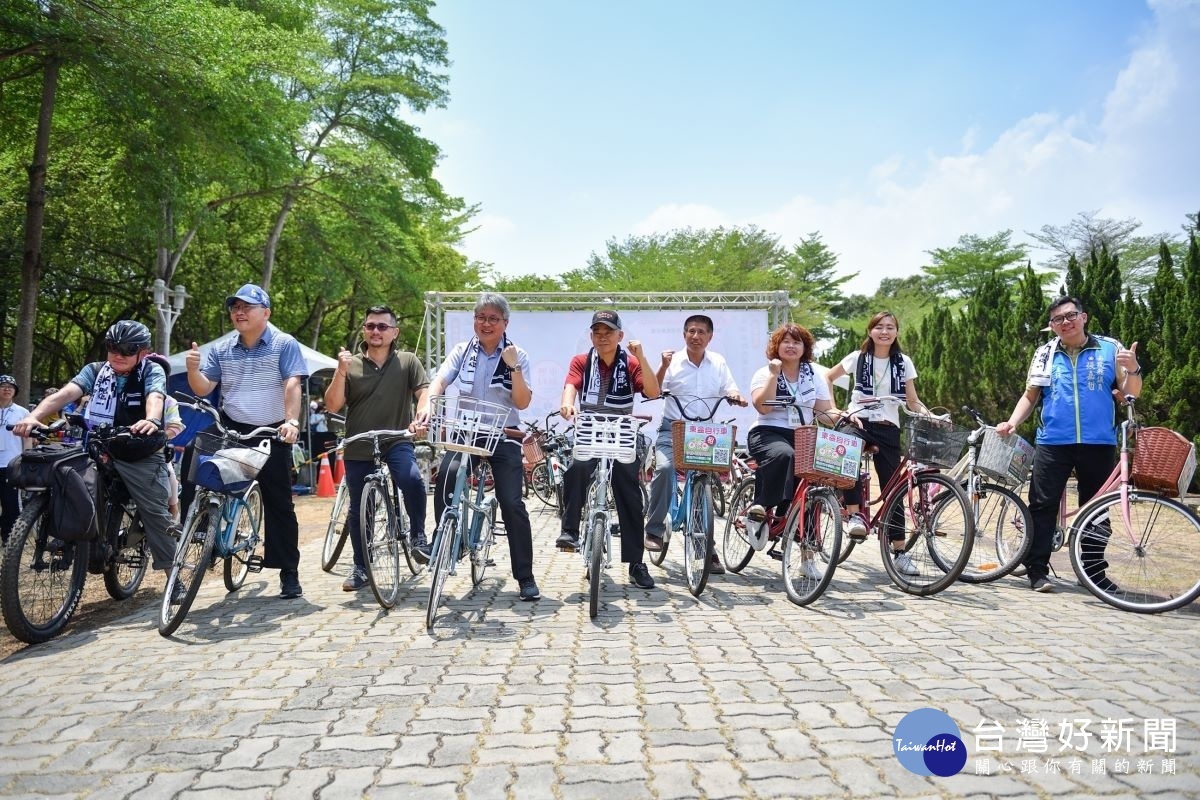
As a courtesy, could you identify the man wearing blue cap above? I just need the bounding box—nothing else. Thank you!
[186,283,310,598]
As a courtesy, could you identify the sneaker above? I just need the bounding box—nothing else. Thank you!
[518,577,541,601]
[279,569,303,599]
[169,579,188,605]
[893,551,920,576]
[746,503,767,523]
[709,554,725,575]
[556,531,580,552]
[1031,577,1056,593]
[644,534,664,552]
[802,559,824,581]
[845,513,868,541]
[412,542,432,565]
[629,562,655,589]
[342,567,369,592]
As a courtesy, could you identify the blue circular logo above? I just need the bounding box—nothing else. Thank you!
[893,708,967,777]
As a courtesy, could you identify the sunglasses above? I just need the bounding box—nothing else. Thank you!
[362,322,394,332]
[106,343,140,357]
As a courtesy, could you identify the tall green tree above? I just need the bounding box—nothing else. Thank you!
[921,230,1034,297]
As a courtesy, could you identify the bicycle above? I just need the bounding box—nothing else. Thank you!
[829,397,976,596]
[525,411,571,512]
[1,420,152,644]
[158,396,273,637]
[423,395,510,630]
[711,439,754,519]
[720,405,846,606]
[645,393,739,597]
[320,412,350,572]
[943,405,1036,583]
[1032,396,1200,613]
[569,412,648,618]
[340,428,431,609]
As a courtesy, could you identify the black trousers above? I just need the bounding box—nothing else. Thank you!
[180,421,300,572]
[561,456,645,565]
[747,425,796,515]
[842,421,903,541]
[0,466,19,540]
[1025,443,1116,583]
[434,439,534,582]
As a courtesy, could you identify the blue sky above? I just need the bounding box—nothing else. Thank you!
[423,0,1199,294]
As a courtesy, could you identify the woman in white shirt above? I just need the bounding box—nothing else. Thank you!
[824,311,930,575]
[746,324,836,533]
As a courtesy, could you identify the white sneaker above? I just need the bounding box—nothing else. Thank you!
[845,513,868,540]
[893,552,920,576]
[802,559,824,581]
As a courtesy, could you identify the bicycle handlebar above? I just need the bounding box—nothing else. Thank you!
[173,392,279,441]
[341,429,416,447]
[658,392,743,422]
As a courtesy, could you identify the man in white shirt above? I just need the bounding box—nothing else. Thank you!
[644,315,745,573]
[0,375,30,540]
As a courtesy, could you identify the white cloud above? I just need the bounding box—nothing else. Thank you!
[629,1,1197,295]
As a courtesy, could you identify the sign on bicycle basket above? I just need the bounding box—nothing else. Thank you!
[794,426,863,488]
[672,421,734,472]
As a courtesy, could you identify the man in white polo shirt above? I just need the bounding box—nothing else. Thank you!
[186,283,309,598]
[644,314,745,574]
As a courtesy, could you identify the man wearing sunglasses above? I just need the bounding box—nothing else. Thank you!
[186,283,309,599]
[997,296,1142,594]
[12,320,177,577]
[324,305,429,592]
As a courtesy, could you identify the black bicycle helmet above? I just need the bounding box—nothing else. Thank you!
[105,320,152,350]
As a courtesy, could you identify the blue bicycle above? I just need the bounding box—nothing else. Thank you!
[648,393,740,597]
[158,396,275,637]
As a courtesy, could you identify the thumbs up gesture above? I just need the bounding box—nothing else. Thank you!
[185,341,201,373]
[1117,341,1141,376]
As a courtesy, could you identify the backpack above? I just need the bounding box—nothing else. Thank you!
[7,443,99,541]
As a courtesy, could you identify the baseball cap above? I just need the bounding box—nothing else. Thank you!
[591,310,622,331]
[225,283,272,310]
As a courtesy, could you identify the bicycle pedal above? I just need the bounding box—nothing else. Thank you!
[246,555,265,573]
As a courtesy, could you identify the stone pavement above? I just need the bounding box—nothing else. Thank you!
[1,499,1198,800]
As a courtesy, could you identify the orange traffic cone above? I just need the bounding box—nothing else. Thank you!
[316,454,336,497]
[332,453,344,484]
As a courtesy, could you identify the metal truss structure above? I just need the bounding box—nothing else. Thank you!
[422,290,793,369]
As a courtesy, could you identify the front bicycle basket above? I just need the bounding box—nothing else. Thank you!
[429,395,509,456]
[574,414,640,464]
[902,416,969,470]
[671,420,735,472]
[793,425,862,489]
[976,428,1035,484]
[1131,427,1197,498]
[187,430,271,495]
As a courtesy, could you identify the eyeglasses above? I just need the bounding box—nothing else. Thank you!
[106,343,140,357]
[474,315,505,325]
[229,302,262,314]
[362,322,394,332]
[1049,310,1082,326]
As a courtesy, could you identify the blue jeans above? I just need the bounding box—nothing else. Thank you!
[344,442,427,571]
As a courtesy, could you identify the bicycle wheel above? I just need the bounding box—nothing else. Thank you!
[159,500,218,637]
[224,485,263,593]
[357,480,400,609]
[1,495,88,645]
[471,500,498,586]
[321,479,350,572]
[958,481,1032,583]
[712,478,727,518]
[530,462,558,508]
[782,487,843,606]
[425,515,456,630]
[721,478,756,573]
[682,474,714,597]
[102,502,149,601]
[588,516,605,619]
[1069,490,1200,613]
[878,472,974,596]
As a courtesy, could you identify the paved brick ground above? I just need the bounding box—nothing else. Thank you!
[1,500,1197,799]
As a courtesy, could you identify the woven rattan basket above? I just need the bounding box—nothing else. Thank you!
[1131,427,1196,498]
[670,420,735,472]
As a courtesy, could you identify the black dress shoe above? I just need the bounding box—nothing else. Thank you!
[629,563,655,589]
[280,569,303,598]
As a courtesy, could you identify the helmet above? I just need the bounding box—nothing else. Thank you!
[144,353,171,377]
[104,320,152,352]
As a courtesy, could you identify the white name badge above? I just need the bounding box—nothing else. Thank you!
[787,405,803,426]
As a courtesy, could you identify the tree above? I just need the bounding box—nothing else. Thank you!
[1029,210,1180,293]
[921,230,1034,297]
[774,232,857,339]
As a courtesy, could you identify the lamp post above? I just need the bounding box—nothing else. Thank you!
[150,279,187,356]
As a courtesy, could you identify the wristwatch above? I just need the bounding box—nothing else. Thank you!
[284,418,300,427]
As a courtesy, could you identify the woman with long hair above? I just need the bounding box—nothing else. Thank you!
[825,311,930,576]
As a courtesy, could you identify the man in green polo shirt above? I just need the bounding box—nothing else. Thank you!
[325,305,429,591]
